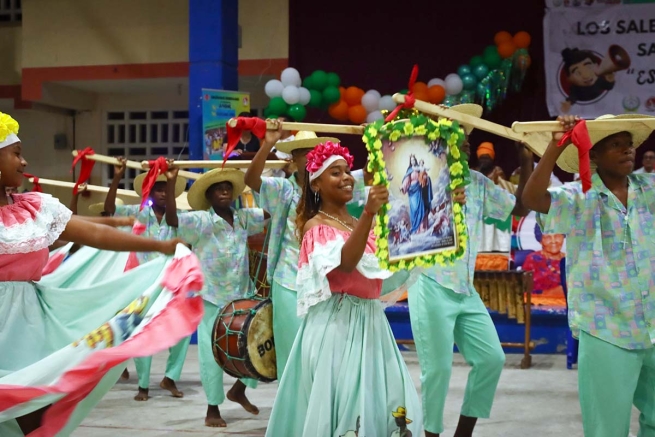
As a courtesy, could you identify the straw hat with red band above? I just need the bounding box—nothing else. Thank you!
[133,173,186,198]
[556,114,655,174]
[187,168,246,211]
[274,131,339,155]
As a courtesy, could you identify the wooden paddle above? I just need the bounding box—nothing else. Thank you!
[71,151,200,180]
[26,177,139,198]
[142,159,288,170]
[392,94,552,155]
[228,118,365,135]
[512,118,655,133]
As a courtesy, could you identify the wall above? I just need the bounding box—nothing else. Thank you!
[238,0,288,61]
[0,26,22,85]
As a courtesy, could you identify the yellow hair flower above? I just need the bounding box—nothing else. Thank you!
[0,112,19,143]
[403,122,414,135]
[389,130,402,142]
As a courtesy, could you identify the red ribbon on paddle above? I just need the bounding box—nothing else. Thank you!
[22,172,43,192]
[140,157,168,210]
[70,147,96,195]
[385,64,419,122]
[224,117,267,167]
[557,119,592,193]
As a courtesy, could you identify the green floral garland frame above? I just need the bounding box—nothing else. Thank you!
[363,113,470,272]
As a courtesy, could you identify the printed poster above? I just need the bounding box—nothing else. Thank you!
[202,89,251,160]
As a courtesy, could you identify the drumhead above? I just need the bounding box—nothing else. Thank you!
[245,299,277,380]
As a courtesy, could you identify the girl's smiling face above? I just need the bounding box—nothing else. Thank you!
[0,142,28,188]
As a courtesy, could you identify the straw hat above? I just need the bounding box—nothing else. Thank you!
[88,198,123,215]
[556,114,655,173]
[274,131,339,154]
[175,191,192,211]
[187,168,245,211]
[133,173,186,198]
[391,406,413,424]
[449,104,484,134]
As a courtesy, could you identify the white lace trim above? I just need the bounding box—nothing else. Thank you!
[0,194,72,255]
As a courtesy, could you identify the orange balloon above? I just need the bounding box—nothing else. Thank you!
[339,86,346,99]
[348,105,367,124]
[498,41,517,59]
[413,90,429,102]
[412,81,428,94]
[513,31,531,49]
[494,31,512,46]
[344,86,365,106]
[427,85,446,104]
[328,100,349,121]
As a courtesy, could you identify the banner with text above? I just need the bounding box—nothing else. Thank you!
[544,3,655,117]
[202,89,251,160]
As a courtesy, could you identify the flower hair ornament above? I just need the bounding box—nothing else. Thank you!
[306,141,354,183]
[0,112,20,149]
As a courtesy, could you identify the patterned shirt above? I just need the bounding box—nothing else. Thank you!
[114,204,178,265]
[176,208,266,306]
[421,171,516,294]
[256,170,367,291]
[537,173,655,350]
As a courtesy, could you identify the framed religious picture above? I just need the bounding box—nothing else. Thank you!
[363,113,469,271]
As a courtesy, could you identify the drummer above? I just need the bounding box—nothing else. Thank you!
[244,121,369,380]
[165,166,270,428]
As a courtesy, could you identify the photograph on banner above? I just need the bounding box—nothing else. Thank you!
[202,89,251,161]
[382,136,458,262]
[544,2,655,117]
[513,212,567,309]
[546,0,655,8]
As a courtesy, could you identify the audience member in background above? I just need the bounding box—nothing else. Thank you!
[634,150,655,174]
[222,111,261,158]
[474,142,506,183]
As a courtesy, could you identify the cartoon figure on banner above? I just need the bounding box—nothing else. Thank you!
[384,136,457,262]
[559,45,631,113]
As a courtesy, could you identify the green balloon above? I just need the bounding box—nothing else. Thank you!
[268,97,288,116]
[484,45,498,58]
[400,88,409,94]
[302,76,314,89]
[308,89,323,108]
[470,55,484,67]
[473,64,490,80]
[322,86,341,104]
[327,72,341,87]
[462,74,477,91]
[483,51,501,69]
[311,70,328,90]
[457,65,472,77]
[288,104,307,121]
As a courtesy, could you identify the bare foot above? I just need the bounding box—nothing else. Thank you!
[134,387,149,401]
[120,369,129,381]
[205,405,226,428]
[226,382,259,415]
[160,377,184,398]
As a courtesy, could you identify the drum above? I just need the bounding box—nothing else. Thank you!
[249,250,270,298]
[212,298,277,382]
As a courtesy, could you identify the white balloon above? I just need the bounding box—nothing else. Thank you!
[378,95,396,112]
[280,68,302,87]
[282,86,300,105]
[298,87,311,106]
[444,74,463,96]
[366,110,384,123]
[366,89,381,99]
[361,92,381,112]
[265,79,284,98]
[428,78,445,88]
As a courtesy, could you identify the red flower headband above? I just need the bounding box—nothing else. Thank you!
[306,142,354,181]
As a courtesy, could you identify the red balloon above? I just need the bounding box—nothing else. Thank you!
[344,87,365,106]
[427,85,446,104]
[494,31,512,46]
[348,105,367,124]
[328,100,349,121]
[498,41,517,59]
[339,86,346,100]
[412,82,428,94]
[413,90,429,103]
[513,31,531,49]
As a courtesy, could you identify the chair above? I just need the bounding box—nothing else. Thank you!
[560,257,579,369]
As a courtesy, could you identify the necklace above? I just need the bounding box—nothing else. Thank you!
[319,210,355,232]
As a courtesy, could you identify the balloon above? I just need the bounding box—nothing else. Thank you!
[280,67,301,87]
[483,49,502,69]
[513,31,531,49]
[282,86,300,105]
[263,106,271,118]
[298,87,311,106]
[265,80,284,98]
[461,74,477,91]
[327,72,341,87]
[494,31,513,46]
[399,88,409,94]
[457,65,472,77]
[308,89,323,108]
[344,87,365,106]
[378,95,396,112]
[366,110,384,123]
[470,56,484,68]
[427,85,446,104]
[442,94,460,107]
[323,86,341,104]
[287,104,307,121]
[412,82,428,94]
[339,86,346,99]
[268,97,288,116]
[414,90,429,102]
[311,70,328,90]
[367,89,381,99]
[444,74,464,96]
[459,90,476,104]
[361,91,381,112]
[498,41,517,59]
[428,78,445,88]
[484,45,499,58]
[473,64,490,80]
[302,76,314,89]
[348,105,367,124]
[328,100,349,121]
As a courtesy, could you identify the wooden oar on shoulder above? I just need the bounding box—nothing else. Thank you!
[71,151,200,180]
[227,118,365,135]
[26,177,139,198]
[512,118,655,133]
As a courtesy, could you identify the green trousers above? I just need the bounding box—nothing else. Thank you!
[408,274,505,434]
[271,280,302,381]
[198,299,257,406]
[134,335,191,388]
[579,331,655,437]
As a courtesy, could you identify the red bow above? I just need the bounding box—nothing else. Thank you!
[385,64,419,122]
[557,119,592,193]
[224,117,267,167]
[23,172,43,192]
[140,157,168,210]
[71,147,96,195]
